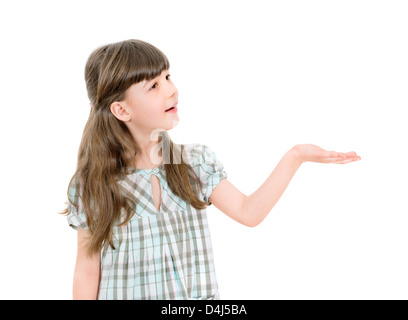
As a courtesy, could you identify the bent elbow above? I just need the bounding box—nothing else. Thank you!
[245,220,261,228]
[240,198,269,227]
[241,215,262,228]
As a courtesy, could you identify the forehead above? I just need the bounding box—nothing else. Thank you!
[124,82,145,101]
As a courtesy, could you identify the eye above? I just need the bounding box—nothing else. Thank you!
[149,74,171,91]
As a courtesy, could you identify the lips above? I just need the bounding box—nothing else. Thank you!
[165,102,178,112]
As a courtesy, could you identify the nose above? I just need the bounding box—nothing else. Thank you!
[166,80,178,99]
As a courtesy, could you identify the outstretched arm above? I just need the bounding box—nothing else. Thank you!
[209,145,361,227]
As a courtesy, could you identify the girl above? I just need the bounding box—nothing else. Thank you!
[61,39,361,300]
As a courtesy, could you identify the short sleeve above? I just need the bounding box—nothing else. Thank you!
[187,144,228,204]
[66,181,88,230]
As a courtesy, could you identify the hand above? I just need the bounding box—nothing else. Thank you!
[292,144,361,164]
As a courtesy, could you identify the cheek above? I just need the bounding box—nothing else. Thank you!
[133,100,165,124]
[148,98,166,115]
[135,97,161,114]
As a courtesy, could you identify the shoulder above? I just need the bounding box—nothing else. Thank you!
[66,178,88,230]
[181,142,227,181]
[180,143,227,204]
[181,143,218,167]
[67,178,82,209]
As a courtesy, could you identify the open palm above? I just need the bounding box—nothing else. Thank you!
[293,144,361,164]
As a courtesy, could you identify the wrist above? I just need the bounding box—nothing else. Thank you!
[288,145,304,166]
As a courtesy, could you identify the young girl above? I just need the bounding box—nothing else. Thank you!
[61,39,361,300]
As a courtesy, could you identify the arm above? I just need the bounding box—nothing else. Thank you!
[209,147,300,227]
[209,145,360,227]
[240,148,301,227]
[73,227,101,300]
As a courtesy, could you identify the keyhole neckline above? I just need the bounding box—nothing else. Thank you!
[131,163,164,175]
[150,173,163,213]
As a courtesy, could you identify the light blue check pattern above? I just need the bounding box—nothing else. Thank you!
[67,143,227,300]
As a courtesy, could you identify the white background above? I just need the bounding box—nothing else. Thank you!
[0,0,407,299]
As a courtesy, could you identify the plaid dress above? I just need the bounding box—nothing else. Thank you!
[67,143,227,300]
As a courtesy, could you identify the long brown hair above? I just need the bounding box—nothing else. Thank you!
[59,39,209,256]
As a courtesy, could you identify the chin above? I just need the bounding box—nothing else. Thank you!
[166,119,180,130]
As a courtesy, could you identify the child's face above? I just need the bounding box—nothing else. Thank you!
[119,69,179,133]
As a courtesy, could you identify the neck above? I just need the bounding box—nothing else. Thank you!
[134,145,163,169]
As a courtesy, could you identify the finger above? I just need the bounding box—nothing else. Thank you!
[328,151,358,158]
[345,151,357,157]
[333,157,361,164]
[320,157,346,163]
[321,155,360,163]
[326,152,343,159]
[323,154,352,161]
[326,151,340,158]
[339,153,359,159]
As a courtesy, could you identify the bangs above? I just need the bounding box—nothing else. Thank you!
[94,39,171,105]
[122,40,170,88]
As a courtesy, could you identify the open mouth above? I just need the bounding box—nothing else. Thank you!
[165,102,178,112]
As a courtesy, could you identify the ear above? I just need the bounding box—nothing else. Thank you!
[110,101,131,121]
